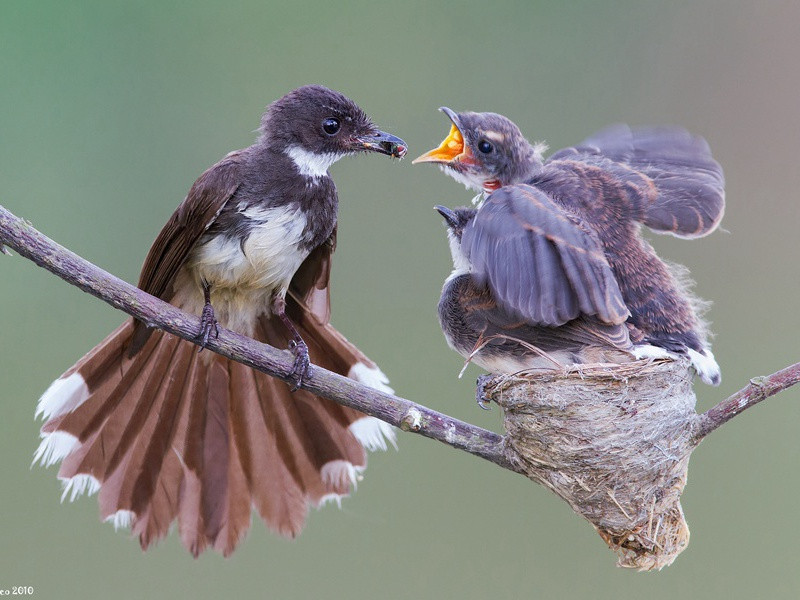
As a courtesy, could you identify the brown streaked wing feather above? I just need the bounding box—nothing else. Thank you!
[285,295,378,375]
[286,226,380,375]
[55,331,167,481]
[41,321,139,439]
[129,150,245,355]
[282,300,382,432]
[129,341,195,547]
[62,334,182,533]
[255,317,367,498]
[463,185,630,327]
[229,360,308,538]
[204,358,252,557]
[60,321,134,391]
[292,393,366,474]
[566,316,633,350]
[177,356,210,557]
[103,335,182,523]
[132,348,198,549]
[104,334,182,481]
[458,276,632,354]
[548,125,725,238]
[288,228,336,324]
[178,469,208,558]
[200,360,231,542]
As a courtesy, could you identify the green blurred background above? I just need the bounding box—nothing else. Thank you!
[2,1,799,598]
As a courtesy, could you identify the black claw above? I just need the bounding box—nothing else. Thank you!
[287,339,312,391]
[197,280,218,352]
[476,374,493,410]
[273,294,313,391]
[197,303,219,351]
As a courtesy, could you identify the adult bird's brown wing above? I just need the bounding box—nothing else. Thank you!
[129,150,244,354]
[548,124,725,238]
[462,184,630,327]
[286,226,388,375]
[288,227,336,324]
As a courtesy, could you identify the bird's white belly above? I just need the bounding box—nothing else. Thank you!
[177,205,309,334]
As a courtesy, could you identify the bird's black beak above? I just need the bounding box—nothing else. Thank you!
[413,107,476,166]
[439,107,462,128]
[435,205,459,230]
[355,130,407,158]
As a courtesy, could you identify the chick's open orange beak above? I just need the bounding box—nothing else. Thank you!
[413,108,478,166]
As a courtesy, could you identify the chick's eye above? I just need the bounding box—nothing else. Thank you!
[478,140,493,154]
[322,117,341,135]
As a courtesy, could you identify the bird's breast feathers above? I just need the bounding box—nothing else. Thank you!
[179,203,310,332]
[193,203,309,290]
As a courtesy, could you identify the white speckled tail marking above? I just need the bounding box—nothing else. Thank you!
[321,459,363,492]
[348,362,394,394]
[60,474,101,502]
[349,417,397,452]
[36,372,89,420]
[33,430,79,468]
[688,348,721,386]
[105,510,135,531]
[347,362,398,451]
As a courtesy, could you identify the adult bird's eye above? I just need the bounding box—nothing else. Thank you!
[322,117,341,135]
[478,140,493,154]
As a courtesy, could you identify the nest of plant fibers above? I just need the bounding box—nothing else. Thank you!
[483,358,699,571]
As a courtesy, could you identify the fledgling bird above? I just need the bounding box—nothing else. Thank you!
[33,85,406,556]
[414,108,724,385]
[433,204,635,375]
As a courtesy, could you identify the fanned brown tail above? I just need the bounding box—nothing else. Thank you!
[34,314,395,556]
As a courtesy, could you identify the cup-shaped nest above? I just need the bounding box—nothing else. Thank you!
[483,358,699,570]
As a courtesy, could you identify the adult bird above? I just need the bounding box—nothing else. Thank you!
[34,85,406,556]
[414,108,724,386]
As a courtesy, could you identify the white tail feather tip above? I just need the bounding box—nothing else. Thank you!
[33,431,79,468]
[317,493,344,509]
[688,348,721,386]
[349,416,397,452]
[321,460,364,491]
[60,474,101,502]
[105,510,135,531]
[35,372,89,421]
[348,362,394,395]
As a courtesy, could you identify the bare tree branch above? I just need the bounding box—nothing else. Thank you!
[693,361,800,442]
[0,204,513,471]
